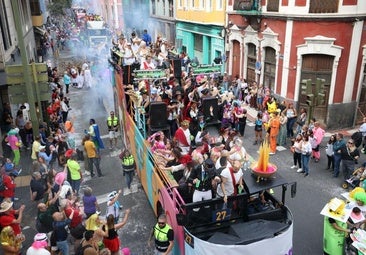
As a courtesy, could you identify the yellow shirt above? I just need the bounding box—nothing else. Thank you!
[31,140,41,160]
[84,140,97,158]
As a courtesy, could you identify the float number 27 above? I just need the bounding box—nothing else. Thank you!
[213,208,231,222]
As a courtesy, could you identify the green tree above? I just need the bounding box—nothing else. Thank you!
[47,0,72,16]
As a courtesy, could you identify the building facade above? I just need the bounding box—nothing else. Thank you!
[226,0,366,129]
[150,0,175,43]
[175,0,226,65]
[0,0,36,82]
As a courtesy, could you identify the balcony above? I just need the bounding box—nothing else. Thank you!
[309,0,339,13]
[233,0,261,16]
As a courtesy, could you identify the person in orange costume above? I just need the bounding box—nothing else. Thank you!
[268,110,280,155]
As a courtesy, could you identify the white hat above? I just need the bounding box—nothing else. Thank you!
[0,200,13,213]
[39,145,46,150]
[108,191,117,199]
[34,233,48,242]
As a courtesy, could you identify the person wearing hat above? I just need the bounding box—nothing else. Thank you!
[85,214,108,251]
[106,190,123,224]
[0,200,25,235]
[86,119,105,152]
[188,158,217,210]
[167,99,179,137]
[38,144,55,166]
[174,120,192,155]
[26,232,50,255]
[7,128,21,167]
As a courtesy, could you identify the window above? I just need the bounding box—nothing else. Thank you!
[263,47,276,90]
[191,0,195,8]
[201,0,205,9]
[207,0,212,10]
[151,0,156,15]
[194,34,203,52]
[267,0,279,12]
[179,0,183,7]
[29,0,41,15]
[169,0,174,17]
[216,0,223,10]
[309,0,339,13]
[246,43,257,83]
[0,0,12,50]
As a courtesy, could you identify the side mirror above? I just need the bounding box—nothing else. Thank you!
[291,183,297,198]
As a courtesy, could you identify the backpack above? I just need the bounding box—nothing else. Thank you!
[75,243,92,255]
[0,174,6,192]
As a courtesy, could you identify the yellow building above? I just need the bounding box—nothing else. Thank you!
[176,0,226,65]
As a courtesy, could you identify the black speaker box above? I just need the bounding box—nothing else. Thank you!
[202,97,219,121]
[149,102,168,127]
[171,59,182,78]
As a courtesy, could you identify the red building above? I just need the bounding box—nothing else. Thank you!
[226,0,366,129]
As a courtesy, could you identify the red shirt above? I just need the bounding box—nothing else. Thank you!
[0,174,16,199]
[0,210,21,235]
[64,206,82,228]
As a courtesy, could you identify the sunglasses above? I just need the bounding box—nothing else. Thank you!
[158,222,166,225]
[348,141,354,144]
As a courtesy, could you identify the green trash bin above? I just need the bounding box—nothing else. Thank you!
[323,216,347,255]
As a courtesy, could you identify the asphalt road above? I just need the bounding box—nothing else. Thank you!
[15,51,356,255]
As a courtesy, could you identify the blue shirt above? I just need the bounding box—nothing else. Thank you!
[142,33,152,46]
[39,150,53,165]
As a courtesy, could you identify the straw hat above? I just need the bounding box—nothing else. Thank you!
[0,200,13,213]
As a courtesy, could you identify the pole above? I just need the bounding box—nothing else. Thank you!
[11,0,39,137]
[31,62,44,122]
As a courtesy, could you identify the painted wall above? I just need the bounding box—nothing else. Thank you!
[176,22,225,65]
[176,0,226,26]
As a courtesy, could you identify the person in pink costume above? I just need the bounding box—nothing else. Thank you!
[7,128,21,166]
[312,121,325,162]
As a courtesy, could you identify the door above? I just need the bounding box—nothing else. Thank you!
[299,54,333,124]
[232,40,241,78]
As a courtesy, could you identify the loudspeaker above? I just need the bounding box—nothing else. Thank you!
[202,97,219,122]
[171,59,182,78]
[149,102,168,127]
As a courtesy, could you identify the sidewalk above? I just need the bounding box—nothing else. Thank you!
[242,104,358,138]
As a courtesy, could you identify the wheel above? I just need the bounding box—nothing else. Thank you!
[342,182,349,189]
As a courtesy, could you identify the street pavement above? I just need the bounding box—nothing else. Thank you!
[14,52,157,255]
[12,49,363,254]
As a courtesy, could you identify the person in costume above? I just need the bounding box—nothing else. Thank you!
[174,120,192,155]
[86,119,105,152]
[0,226,23,255]
[85,213,108,251]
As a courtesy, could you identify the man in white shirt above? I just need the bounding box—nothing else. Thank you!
[359,117,366,153]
